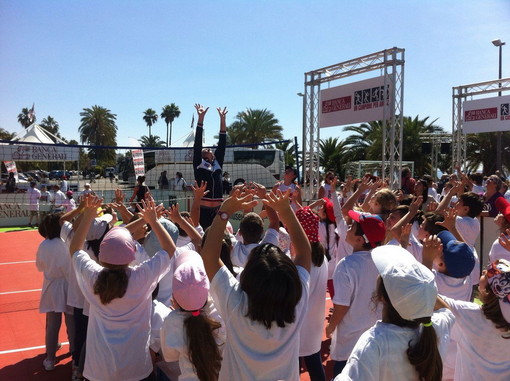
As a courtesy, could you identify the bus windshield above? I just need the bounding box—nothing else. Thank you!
[233,150,276,167]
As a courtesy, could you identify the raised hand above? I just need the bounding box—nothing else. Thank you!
[114,188,125,203]
[499,230,510,252]
[221,188,258,215]
[262,189,292,214]
[166,204,185,224]
[137,198,160,225]
[194,103,209,123]
[422,234,443,268]
[83,195,103,216]
[217,107,228,119]
[436,207,457,231]
[192,180,209,200]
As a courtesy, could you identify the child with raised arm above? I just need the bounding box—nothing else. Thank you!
[201,189,311,380]
[69,196,176,381]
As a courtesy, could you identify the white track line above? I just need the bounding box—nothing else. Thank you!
[0,260,36,265]
[0,289,41,296]
[0,342,69,355]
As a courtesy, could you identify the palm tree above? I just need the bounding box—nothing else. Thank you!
[228,108,283,147]
[143,108,158,138]
[274,140,299,167]
[40,116,60,137]
[343,116,444,177]
[79,105,118,165]
[319,137,350,179]
[17,107,34,128]
[139,135,166,147]
[0,128,16,140]
[161,103,181,147]
[466,132,510,175]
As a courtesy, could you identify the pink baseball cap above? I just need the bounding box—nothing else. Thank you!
[99,227,136,265]
[172,250,209,312]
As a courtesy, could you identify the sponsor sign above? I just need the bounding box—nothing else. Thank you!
[463,94,510,133]
[0,144,80,161]
[319,76,391,128]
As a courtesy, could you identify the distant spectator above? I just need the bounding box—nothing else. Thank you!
[5,172,16,193]
[79,183,95,202]
[129,175,150,209]
[172,172,187,191]
[483,175,504,217]
[40,185,51,203]
[27,181,41,227]
[60,176,68,192]
[63,191,76,212]
[109,171,115,183]
[158,170,169,190]
[222,172,232,195]
[52,185,66,212]
[401,167,416,195]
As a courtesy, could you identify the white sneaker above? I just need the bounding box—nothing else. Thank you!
[43,358,55,371]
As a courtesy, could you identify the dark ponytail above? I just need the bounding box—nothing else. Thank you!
[375,277,443,381]
[311,241,325,267]
[93,266,129,305]
[183,310,222,381]
[406,317,443,381]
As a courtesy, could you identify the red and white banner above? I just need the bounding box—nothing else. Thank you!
[463,94,510,133]
[132,149,145,177]
[319,76,391,128]
[3,161,18,180]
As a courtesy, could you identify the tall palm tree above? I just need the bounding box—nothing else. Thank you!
[319,137,350,179]
[161,103,181,147]
[139,135,166,147]
[17,107,34,128]
[40,116,60,137]
[274,140,299,167]
[143,108,158,138]
[343,116,444,177]
[228,108,283,147]
[466,132,510,175]
[79,105,118,165]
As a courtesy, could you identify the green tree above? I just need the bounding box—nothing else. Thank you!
[79,105,118,165]
[343,116,444,177]
[228,108,283,147]
[274,140,299,168]
[40,116,61,138]
[466,132,510,175]
[143,108,158,138]
[319,137,350,179]
[17,107,35,128]
[161,103,181,147]
[0,128,16,140]
[139,135,166,147]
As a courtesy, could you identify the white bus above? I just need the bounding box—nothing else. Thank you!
[144,147,285,189]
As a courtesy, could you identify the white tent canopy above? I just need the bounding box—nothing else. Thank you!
[17,124,66,144]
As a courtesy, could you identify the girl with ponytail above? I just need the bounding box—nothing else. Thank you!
[160,249,225,381]
[336,245,454,381]
[69,195,176,381]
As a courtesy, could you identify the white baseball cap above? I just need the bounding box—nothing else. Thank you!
[371,245,437,320]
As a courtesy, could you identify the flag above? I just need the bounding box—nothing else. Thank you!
[28,103,35,123]
[190,114,194,129]
[4,161,18,180]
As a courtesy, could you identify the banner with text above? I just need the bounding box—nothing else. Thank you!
[0,144,80,161]
[319,76,391,128]
[463,94,510,133]
[132,149,145,177]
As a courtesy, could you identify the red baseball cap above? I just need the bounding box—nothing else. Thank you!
[348,210,386,247]
[495,197,510,224]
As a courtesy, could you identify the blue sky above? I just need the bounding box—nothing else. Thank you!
[1,0,509,148]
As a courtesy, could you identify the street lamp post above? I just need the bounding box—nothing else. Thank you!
[492,38,505,173]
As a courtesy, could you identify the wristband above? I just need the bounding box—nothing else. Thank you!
[197,123,204,127]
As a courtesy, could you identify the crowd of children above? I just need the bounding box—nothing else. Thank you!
[33,153,510,381]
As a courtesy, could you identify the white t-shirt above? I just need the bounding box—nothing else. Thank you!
[160,300,226,381]
[331,250,382,361]
[73,250,171,381]
[53,190,66,206]
[230,228,279,268]
[299,258,328,356]
[36,237,72,314]
[433,271,472,380]
[210,265,310,381]
[489,237,510,263]
[442,296,510,381]
[455,216,480,285]
[336,309,455,381]
[330,193,353,272]
[150,300,171,353]
[27,187,41,210]
[386,234,423,263]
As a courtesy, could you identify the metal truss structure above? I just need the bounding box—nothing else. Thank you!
[301,47,405,200]
[419,132,452,180]
[452,77,510,172]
